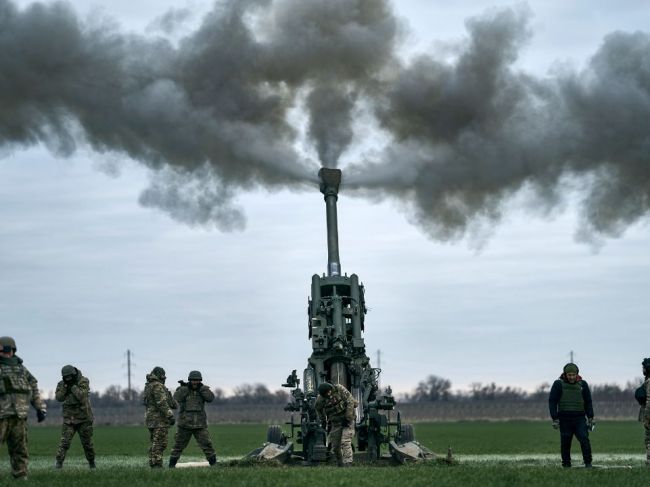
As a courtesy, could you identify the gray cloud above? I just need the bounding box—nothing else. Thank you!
[346,7,650,243]
[1,0,649,241]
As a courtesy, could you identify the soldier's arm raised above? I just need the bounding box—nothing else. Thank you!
[69,377,90,402]
[200,385,215,403]
[55,381,68,402]
[173,385,189,402]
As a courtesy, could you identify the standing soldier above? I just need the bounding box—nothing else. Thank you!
[548,363,594,468]
[0,336,47,480]
[315,382,356,467]
[168,370,217,467]
[143,366,177,468]
[54,365,96,469]
[638,358,650,468]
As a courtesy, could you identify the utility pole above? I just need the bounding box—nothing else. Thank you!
[127,349,132,401]
[570,350,574,363]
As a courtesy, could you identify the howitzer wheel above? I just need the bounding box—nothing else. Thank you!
[399,424,415,443]
[267,425,285,445]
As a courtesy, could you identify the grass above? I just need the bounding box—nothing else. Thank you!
[1,421,647,486]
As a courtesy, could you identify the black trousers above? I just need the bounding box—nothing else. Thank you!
[559,415,592,466]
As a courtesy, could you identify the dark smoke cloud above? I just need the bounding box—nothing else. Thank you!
[346,7,650,243]
[0,0,397,227]
[1,0,649,242]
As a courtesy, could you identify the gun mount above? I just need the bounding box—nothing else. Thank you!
[250,168,436,465]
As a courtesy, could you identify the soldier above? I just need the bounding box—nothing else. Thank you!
[0,336,47,480]
[548,363,594,468]
[315,382,356,467]
[54,364,96,469]
[168,370,217,467]
[638,358,650,468]
[143,366,177,468]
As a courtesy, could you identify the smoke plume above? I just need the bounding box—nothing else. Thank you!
[1,0,649,241]
[346,7,650,243]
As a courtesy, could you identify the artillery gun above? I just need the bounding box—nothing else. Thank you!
[250,168,434,464]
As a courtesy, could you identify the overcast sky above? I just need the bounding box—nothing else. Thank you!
[2,0,649,398]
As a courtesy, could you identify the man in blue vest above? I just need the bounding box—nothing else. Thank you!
[548,363,594,468]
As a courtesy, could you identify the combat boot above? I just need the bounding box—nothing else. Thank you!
[168,457,179,468]
[54,460,63,469]
[207,455,217,467]
[89,460,96,469]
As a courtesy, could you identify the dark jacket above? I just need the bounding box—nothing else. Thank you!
[548,375,594,420]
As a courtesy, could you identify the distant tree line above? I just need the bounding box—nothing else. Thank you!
[401,374,645,403]
[45,383,290,409]
[44,375,644,409]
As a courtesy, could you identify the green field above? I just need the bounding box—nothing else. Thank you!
[2,421,648,486]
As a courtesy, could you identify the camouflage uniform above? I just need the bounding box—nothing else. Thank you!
[169,374,216,466]
[0,354,46,479]
[54,367,95,467]
[143,368,177,468]
[315,384,356,466]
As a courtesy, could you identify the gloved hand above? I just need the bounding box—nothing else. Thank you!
[587,418,596,431]
[37,410,47,423]
[168,416,176,426]
[552,419,560,430]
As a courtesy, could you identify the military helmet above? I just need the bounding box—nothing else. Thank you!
[151,366,166,380]
[0,336,16,353]
[188,370,202,381]
[318,382,334,396]
[61,364,76,377]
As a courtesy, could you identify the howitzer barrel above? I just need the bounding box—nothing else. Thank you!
[318,168,342,277]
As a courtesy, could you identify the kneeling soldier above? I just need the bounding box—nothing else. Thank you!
[169,370,216,467]
[55,365,95,469]
[315,382,356,467]
[144,366,177,468]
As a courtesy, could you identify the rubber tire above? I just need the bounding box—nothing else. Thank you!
[400,423,415,443]
[267,425,284,445]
